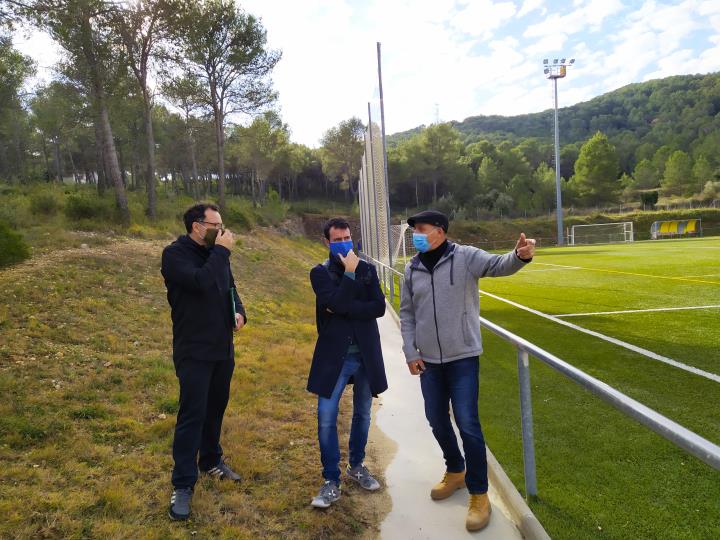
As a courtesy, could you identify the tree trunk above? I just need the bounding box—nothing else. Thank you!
[259,175,267,201]
[180,164,191,194]
[117,143,127,188]
[187,129,200,200]
[40,137,51,182]
[12,112,24,183]
[143,95,157,219]
[250,168,256,204]
[67,148,79,183]
[100,102,130,221]
[213,106,226,208]
[81,13,129,222]
[93,114,106,196]
[52,138,62,183]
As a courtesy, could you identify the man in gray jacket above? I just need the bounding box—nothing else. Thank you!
[399,210,535,532]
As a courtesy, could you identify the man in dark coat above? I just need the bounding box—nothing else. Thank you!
[308,217,388,508]
[160,203,247,521]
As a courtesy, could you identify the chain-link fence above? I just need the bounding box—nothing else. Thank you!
[357,45,399,301]
[359,109,397,300]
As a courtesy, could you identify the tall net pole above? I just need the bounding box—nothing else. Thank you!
[357,43,394,301]
[377,42,394,301]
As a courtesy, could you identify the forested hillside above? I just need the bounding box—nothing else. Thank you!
[386,73,720,217]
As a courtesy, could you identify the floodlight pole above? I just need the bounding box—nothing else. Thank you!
[543,58,574,246]
[553,76,562,246]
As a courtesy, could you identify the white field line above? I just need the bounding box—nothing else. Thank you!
[534,263,581,269]
[523,267,582,273]
[555,305,720,317]
[478,289,720,384]
[532,262,720,285]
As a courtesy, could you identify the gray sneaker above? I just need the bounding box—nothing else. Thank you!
[346,463,381,491]
[203,460,241,482]
[311,480,341,508]
[168,487,193,520]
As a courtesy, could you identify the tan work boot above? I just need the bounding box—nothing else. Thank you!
[466,493,492,531]
[430,470,466,500]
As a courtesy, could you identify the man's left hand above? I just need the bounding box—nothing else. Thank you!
[234,314,245,331]
[515,233,536,260]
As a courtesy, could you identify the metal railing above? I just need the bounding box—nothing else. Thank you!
[360,253,720,499]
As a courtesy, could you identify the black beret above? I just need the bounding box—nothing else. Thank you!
[407,210,449,232]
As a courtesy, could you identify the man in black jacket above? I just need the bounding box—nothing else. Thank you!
[161,203,247,520]
[308,218,388,508]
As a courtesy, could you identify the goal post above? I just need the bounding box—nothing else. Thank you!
[570,222,634,246]
[390,221,417,268]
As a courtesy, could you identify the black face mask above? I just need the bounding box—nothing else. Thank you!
[200,225,219,248]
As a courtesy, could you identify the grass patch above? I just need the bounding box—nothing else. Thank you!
[474,238,720,539]
[0,223,385,538]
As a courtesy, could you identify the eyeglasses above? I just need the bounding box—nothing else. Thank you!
[196,220,225,231]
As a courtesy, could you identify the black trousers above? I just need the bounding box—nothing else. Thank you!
[171,356,235,488]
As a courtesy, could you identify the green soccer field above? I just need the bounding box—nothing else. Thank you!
[475,236,720,540]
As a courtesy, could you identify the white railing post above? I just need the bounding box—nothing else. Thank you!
[517,349,538,498]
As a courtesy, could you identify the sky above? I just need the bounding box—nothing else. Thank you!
[13,0,720,147]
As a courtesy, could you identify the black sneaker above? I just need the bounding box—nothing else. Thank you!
[169,487,193,520]
[203,460,241,482]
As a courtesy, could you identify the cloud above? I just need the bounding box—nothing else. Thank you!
[599,0,706,89]
[524,0,625,39]
[9,0,720,147]
[524,32,569,55]
[451,0,517,39]
[12,25,61,86]
[518,0,544,18]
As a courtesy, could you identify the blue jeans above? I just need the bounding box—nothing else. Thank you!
[420,356,488,494]
[317,353,372,483]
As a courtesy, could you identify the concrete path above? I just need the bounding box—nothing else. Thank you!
[374,310,524,540]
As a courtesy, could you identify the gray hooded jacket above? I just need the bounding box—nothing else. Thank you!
[400,242,528,364]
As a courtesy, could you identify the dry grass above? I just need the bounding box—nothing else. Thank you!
[0,229,390,539]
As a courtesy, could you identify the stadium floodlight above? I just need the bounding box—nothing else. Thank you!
[561,58,566,63]
[541,56,576,246]
[543,58,548,64]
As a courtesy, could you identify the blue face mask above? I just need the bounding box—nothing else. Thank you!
[329,240,353,258]
[412,233,431,253]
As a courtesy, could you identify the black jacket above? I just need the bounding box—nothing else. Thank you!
[307,257,387,398]
[161,235,246,364]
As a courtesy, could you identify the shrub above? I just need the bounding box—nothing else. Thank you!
[224,200,256,231]
[0,220,30,268]
[256,189,289,226]
[64,194,109,220]
[29,192,60,216]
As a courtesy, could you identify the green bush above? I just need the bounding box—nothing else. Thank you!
[224,200,256,231]
[64,194,109,220]
[256,189,289,226]
[0,220,30,268]
[29,192,60,216]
